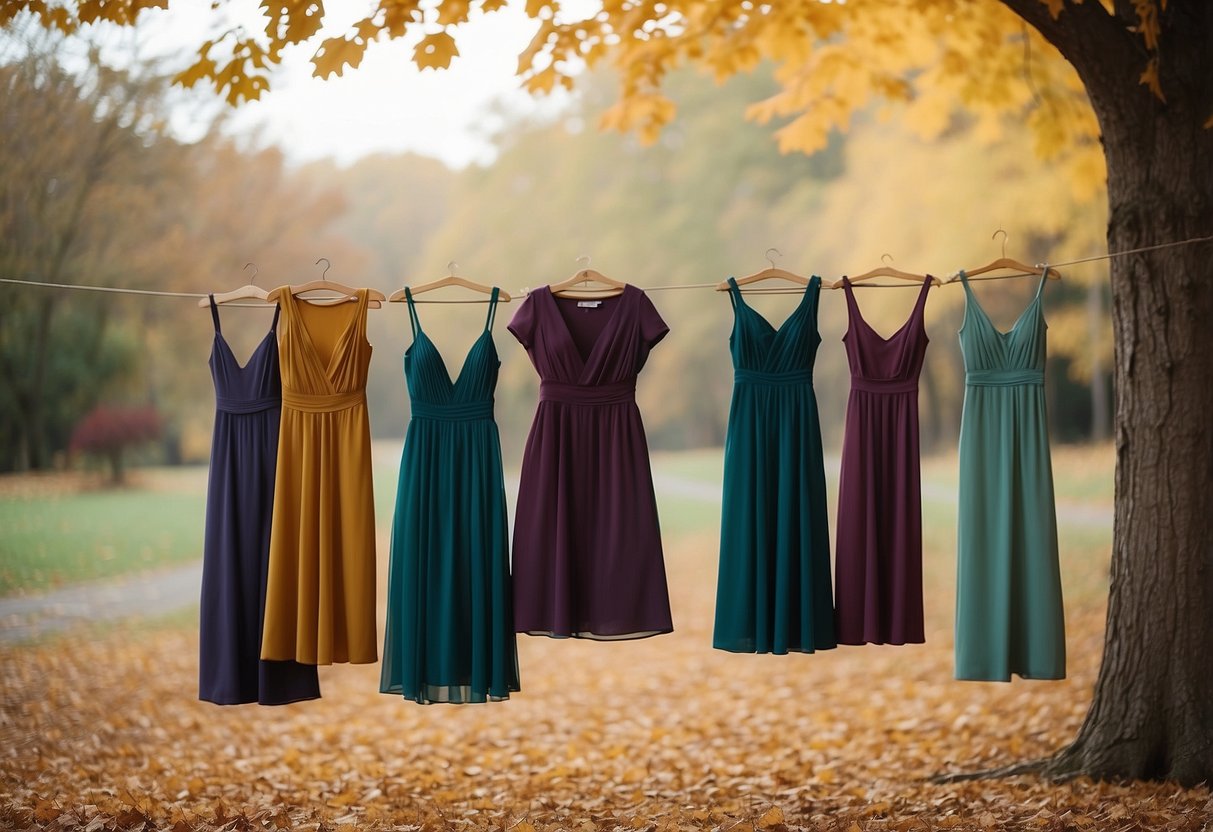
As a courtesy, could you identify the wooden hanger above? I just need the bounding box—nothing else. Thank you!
[828,253,938,289]
[947,230,1062,283]
[548,256,626,298]
[388,262,512,303]
[716,248,811,294]
[197,263,272,307]
[265,258,384,308]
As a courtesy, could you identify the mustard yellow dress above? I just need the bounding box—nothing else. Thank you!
[261,289,378,665]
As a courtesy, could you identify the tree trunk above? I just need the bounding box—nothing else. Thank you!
[1087,282,1110,442]
[998,0,1213,785]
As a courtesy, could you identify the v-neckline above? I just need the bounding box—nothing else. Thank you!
[215,329,274,372]
[844,277,928,343]
[962,273,1042,339]
[289,289,365,377]
[733,276,816,340]
[413,329,491,390]
[545,284,632,369]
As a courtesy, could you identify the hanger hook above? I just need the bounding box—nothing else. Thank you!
[765,248,781,269]
[447,260,459,276]
[243,262,258,286]
[992,228,1008,259]
[881,253,894,266]
[576,254,592,278]
[315,257,331,282]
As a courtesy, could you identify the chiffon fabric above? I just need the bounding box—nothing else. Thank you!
[199,298,320,705]
[955,270,1065,681]
[834,277,932,646]
[380,288,520,704]
[713,277,837,654]
[508,284,673,640]
[262,289,378,666]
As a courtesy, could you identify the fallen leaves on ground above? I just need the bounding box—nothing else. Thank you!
[1,532,1209,831]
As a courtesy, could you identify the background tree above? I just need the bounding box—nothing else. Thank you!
[69,403,162,484]
[5,0,1209,784]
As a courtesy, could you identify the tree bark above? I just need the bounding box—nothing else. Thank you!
[1087,282,1110,441]
[999,0,1213,785]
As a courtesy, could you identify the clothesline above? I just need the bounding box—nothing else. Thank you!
[2,233,1210,302]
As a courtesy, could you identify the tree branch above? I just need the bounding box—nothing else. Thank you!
[997,0,1140,69]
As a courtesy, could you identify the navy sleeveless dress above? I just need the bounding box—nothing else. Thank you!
[380,288,520,704]
[199,297,320,705]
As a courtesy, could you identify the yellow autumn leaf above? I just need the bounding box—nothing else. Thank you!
[1138,57,1165,102]
[757,805,785,828]
[312,35,369,79]
[436,0,470,26]
[173,56,217,89]
[381,0,422,37]
[414,31,459,70]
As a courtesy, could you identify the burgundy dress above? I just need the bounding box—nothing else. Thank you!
[834,277,932,645]
[508,284,673,640]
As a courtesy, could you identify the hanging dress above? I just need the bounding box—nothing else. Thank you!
[381,288,520,704]
[262,289,378,666]
[713,277,836,654]
[508,284,673,640]
[955,269,1065,681]
[834,276,932,646]
[199,298,320,705]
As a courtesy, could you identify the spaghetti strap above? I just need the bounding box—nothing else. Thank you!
[840,276,861,320]
[1035,266,1050,300]
[404,287,420,337]
[485,287,500,331]
[208,294,221,333]
[957,269,975,297]
[726,277,741,311]
[270,303,281,332]
[913,274,933,316]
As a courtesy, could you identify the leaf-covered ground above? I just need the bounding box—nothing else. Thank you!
[2,569,1209,830]
[2,447,1209,830]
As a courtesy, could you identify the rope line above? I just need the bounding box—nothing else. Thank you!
[2,233,1210,300]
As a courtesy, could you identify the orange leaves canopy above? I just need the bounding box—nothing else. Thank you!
[2,0,1170,170]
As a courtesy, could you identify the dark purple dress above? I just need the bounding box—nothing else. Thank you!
[199,298,320,705]
[508,285,673,639]
[834,277,932,646]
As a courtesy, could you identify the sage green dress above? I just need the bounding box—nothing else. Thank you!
[380,288,520,704]
[955,270,1065,681]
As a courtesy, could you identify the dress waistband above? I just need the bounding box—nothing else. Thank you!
[850,377,919,395]
[967,369,1045,387]
[734,368,814,387]
[216,395,280,415]
[411,399,495,422]
[281,389,366,413]
[539,379,636,406]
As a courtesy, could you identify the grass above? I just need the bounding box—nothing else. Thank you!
[0,443,1113,615]
[0,471,206,597]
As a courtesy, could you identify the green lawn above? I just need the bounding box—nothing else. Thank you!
[0,476,206,596]
[0,443,1113,609]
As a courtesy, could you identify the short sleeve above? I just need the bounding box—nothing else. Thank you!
[507,292,537,348]
[638,291,670,350]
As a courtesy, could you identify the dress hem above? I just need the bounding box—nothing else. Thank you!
[520,628,673,641]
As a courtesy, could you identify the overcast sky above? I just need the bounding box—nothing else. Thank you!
[125,0,577,169]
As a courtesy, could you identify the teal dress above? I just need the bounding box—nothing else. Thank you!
[380,288,520,703]
[713,276,836,654]
[955,270,1065,681]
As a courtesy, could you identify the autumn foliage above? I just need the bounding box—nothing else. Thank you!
[69,404,162,483]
